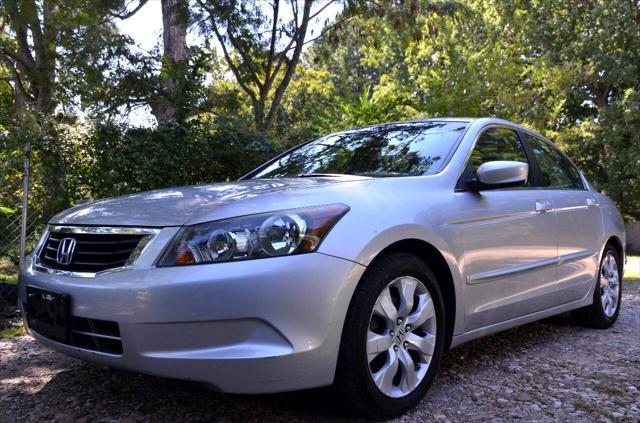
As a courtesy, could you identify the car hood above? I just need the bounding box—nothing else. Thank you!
[50,176,369,227]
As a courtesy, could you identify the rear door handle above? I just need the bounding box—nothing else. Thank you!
[535,199,553,213]
[586,198,599,208]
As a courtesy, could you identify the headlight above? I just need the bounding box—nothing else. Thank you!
[158,204,350,266]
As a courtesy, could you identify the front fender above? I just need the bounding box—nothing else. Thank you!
[320,221,465,337]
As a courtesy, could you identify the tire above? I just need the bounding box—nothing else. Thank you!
[335,252,446,419]
[572,246,622,329]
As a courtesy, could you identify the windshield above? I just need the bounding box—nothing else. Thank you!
[251,121,468,179]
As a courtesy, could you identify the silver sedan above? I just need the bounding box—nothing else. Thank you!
[19,118,625,418]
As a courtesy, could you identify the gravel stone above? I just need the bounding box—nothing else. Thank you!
[496,398,509,407]
[516,393,533,402]
[1,281,639,422]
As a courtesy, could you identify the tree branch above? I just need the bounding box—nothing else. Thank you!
[0,47,35,72]
[308,0,338,21]
[0,55,34,104]
[225,28,263,89]
[296,14,355,49]
[3,1,37,69]
[289,0,299,25]
[108,0,150,20]
[24,0,45,66]
[264,0,312,129]
[196,0,257,103]
[259,0,282,98]
[263,4,349,92]
[264,0,280,85]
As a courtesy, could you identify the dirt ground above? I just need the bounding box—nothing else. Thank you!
[1,281,638,422]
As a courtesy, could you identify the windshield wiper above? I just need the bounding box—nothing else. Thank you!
[352,172,408,178]
[294,173,349,178]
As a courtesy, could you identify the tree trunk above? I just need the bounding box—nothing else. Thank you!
[36,0,57,114]
[593,83,610,109]
[153,0,189,124]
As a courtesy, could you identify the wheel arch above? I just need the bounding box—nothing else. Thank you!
[370,239,457,351]
[605,235,624,273]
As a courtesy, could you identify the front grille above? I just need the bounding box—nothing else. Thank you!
[39,231,146,273]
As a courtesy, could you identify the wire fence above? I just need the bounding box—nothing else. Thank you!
[0,193,42,260]
[0,144,42,305]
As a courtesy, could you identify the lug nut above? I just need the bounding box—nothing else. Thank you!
[389,330,394,337]
[405,324,412,331]
[403,341,409,349]
[393,345,399,351]
[397,317,403,325]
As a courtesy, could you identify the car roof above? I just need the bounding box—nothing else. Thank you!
[342,117,550,142]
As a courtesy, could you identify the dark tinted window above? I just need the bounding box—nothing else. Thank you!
[468,127,532,186]
[252,122,468,178]
[524,134,584,189]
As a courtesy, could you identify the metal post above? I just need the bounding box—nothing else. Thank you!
[19,141,31,268]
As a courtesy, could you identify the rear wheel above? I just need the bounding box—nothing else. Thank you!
[335,253,445,418]
[572,246,622,328]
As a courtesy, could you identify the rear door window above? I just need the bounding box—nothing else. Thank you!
[524,134,584,190]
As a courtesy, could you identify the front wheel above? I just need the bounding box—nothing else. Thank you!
[335,253,446,418]
[572,246,622,328]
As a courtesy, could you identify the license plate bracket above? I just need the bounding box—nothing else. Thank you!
[25,286,71,342]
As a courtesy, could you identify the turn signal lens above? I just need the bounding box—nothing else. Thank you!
[158,204,349,266]
[175,242,197,265]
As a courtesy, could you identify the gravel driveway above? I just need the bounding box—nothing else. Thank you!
[2,281,639,422]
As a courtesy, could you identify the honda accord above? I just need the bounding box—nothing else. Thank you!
[19,118,625,418]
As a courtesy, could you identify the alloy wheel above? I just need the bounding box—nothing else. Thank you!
[366,276,437,398]
[600,253,620,317]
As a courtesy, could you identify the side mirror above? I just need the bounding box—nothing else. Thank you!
[475,161,528,188]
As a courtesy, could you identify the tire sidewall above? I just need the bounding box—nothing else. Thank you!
[594,247,623,324]
[342,254,446,417]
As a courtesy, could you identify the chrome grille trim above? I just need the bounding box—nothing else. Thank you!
[48,225,161,236]
[33,225,161,278]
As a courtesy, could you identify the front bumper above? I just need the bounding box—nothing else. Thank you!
[19,252,366,393]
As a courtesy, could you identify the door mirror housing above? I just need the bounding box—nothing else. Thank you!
[474,161,528,189]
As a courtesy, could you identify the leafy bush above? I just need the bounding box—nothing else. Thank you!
[0,207,19,259]
[0,116,277,228]
[558,89,640,221]
[84,116,276,199]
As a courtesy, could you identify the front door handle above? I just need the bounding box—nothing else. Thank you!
[586,197,599,208]
[535,200,553,213]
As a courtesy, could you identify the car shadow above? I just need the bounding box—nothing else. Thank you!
[31,363,352,422]
[17,315,598,421]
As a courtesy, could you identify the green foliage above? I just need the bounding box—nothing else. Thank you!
[0,0,639,224]
[0,208,19,259]
[559,90,640,220]
[76,116,276,199]
[0,115,275,234]
[275,67,342,147]
[0,0,152,115]
[0,257,17,284]
[307,0,640,219]
[306,15,385,103]
[0,325,25,339]
[340,85,417,128]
